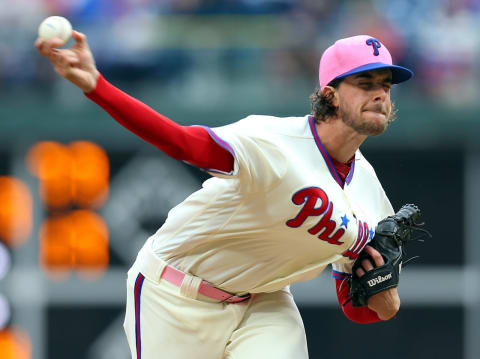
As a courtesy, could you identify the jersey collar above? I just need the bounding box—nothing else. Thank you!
[308,116,356,188]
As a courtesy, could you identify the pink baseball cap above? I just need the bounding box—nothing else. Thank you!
[319,35,413,89]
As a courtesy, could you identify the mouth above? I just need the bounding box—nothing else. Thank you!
[363,109,386,116]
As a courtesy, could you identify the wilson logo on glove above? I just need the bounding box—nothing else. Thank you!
[367,273,392,287]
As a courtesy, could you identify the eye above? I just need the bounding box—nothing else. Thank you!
[359,82,372,89]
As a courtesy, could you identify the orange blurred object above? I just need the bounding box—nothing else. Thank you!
[0,327,32,359]
[39,210,109,277]
[26,141,109,210]
[0,177,33,247]
[39,214,74,275]
[70,210,109,269]
[26,141,73,209]
[70,141,109,209]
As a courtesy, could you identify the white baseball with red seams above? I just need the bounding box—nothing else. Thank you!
[38,16,72,44]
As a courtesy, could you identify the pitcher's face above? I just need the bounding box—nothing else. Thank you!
[336,69,393,136]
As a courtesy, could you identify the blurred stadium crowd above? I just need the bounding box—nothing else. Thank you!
[3,0,480,106]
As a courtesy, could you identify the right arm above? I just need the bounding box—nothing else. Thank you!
[35,31,234,173]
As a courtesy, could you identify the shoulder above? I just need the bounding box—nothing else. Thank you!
[355,150,394,216]
[236,114,312,138]
[355,150,378,178]
[354,150,386,191]
[210,114,312,152]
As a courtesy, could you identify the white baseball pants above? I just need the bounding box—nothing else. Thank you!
[123,240,309,359]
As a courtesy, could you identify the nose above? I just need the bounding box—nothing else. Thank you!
[373,85,388,102]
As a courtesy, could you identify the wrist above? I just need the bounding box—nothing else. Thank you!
[83,69,100,93]
[367,288,400,320]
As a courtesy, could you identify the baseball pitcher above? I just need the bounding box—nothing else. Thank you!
[35,31,429,359]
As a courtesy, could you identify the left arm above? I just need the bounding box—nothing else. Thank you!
[335,275,382,324]
[355,246,400,320]
[336,204,428,322]
[334,245,400,323]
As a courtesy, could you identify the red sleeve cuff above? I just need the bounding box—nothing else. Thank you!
[334,276,382,324]
[84,73,112,102]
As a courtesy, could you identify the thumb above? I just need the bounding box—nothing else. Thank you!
[72,31,88,48]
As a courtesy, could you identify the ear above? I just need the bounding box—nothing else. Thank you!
[322,86,339,107]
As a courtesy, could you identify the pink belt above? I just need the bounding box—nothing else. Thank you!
[161,265,252,304]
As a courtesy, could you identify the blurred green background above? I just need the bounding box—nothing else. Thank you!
[0,0,479,358]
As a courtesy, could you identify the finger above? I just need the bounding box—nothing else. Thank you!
[356,267,365,277]
[34,38,43,50]
[35,38,49,54]
[364,245,385,267]
[49,49,75,69]
[50,48,79,63]
[43,38,66,49]
[35,38,66,56]
[59,54,80,67]
[361,259,374,272]
[72,31,87,48]
[54,48,79,59]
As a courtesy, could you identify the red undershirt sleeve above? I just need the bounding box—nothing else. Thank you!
[84,74,234,173]
[335,278,382,324]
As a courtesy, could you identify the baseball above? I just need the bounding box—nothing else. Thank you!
[38,16,72,44]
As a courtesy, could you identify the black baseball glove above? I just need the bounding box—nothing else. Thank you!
[345,204,431,307]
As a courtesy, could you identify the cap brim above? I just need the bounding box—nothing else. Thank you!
[334,62,413,84]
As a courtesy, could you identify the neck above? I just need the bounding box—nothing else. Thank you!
[314,118,366,163]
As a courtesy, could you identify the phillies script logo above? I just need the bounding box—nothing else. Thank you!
[286,187,344,245]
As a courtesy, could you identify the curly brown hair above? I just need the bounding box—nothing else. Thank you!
[309,78,397,124]
[309,78,343,123]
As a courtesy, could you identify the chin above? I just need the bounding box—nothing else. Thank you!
[354,117,388,136]
[341,111,389,136]
[366,126,387,136]
[362,113,388,135]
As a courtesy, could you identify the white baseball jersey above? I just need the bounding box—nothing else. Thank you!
[150,115,394,294]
